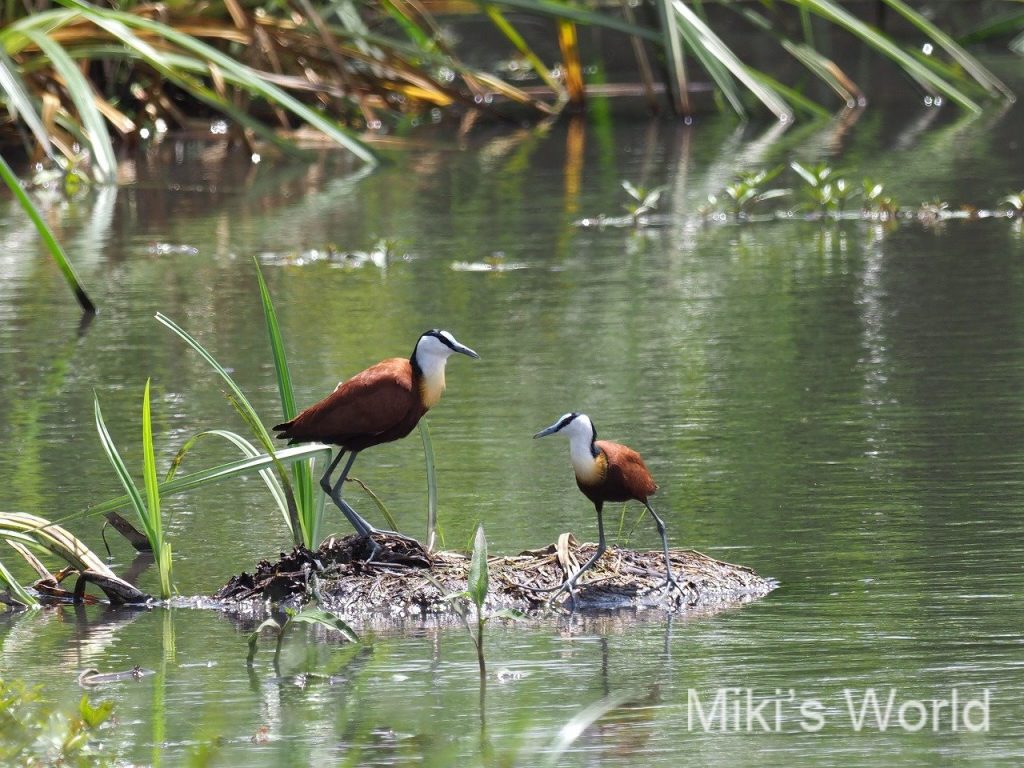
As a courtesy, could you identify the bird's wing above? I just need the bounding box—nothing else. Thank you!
[598,440,659,498]
[280,359,415,442]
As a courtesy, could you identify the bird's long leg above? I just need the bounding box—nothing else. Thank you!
[321,450,376,537]
[325,450,423,553]
[549,503,608,609]
[319,449,347,496]
[645,501,686,596]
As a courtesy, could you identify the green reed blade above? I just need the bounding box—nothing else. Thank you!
[0,154,96,313]
[155,314,267,442]
[880,0,1013,101]
[286,606,359,642]
[253,257,314,533]
[141,379,171,598]
[78,443,333,523]
[94,394,155,548]
[786,0,981,113]
[167,429,290,522]
[654,0,689,114]
[672,0,792,122]
[23,29,116,183]
[0,556,39,608]
[480,3,562,96]
[0,48,53,158]
[345,477,400,532]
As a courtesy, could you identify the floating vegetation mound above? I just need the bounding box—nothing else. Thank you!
[216,533,775,620]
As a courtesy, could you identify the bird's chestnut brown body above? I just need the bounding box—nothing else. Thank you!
[274,358,430,452]
[576,440,659,505]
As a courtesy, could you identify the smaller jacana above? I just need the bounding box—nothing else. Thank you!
[535,412,683,603]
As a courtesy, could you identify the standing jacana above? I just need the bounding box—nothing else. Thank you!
[274,329,479,538]
[534,412,683,603]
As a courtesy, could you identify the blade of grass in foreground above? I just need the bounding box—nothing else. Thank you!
[95,390,172,599]
[0,48,53,158]
[880,0,1013,101]
[672,0,792,122]
[77,443,333,525]
[654,0,689,115]
[23,29,117,183]
[0,153,96,313]
[155,311,306,544]
[253,258,315,538]
[787,0,982,113]
[0,557,40,608]
[142,380,172,599]
[167,429,290,521]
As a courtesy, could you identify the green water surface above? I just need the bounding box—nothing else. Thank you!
[2,79,1024,765]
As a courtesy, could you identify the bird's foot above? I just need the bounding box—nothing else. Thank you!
[361,529,431,568]
[660,572,690,602]
[545,579,580,611]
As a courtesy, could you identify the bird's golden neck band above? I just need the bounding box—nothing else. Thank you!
[570,436,604,484]
[419,368,446,409]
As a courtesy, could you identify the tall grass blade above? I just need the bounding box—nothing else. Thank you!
[285,606,359,642]
[418,420,438,552]
[480,3,563,98]
[345,477,400,532]
[0,48,53,157]
[880,0,1013,101]
[655,0,689,114]
[253,258,315,535]
[23,29,117,183]
[786,0,981,113]
[0,557,40,608]
[0,153,96,313]
[94,395,152,543]
[141,380,171,598]
[672,0,792,122]
[78,444,333,523]
[730,5,860,107]
[166,429,290,525]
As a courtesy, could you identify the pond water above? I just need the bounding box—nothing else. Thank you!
[3,61,1024,765]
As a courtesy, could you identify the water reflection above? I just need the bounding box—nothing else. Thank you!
[2,87,1024,764]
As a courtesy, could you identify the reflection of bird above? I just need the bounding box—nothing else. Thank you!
[535,412,683,602]
[274,330,479,538]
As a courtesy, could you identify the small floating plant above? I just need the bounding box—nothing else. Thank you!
[580,169,1023,228]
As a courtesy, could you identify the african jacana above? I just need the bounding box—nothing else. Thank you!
[534,412,683,602]
[274,329,479,538]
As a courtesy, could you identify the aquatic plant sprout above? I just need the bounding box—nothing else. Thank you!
[94,383,172,599]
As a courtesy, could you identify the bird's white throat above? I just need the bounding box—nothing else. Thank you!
[562,416,601,482]
[415,340,452,408]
